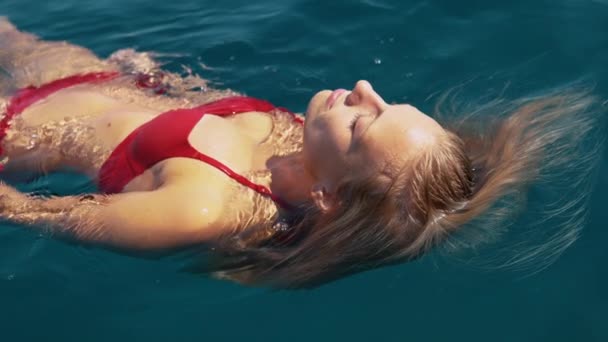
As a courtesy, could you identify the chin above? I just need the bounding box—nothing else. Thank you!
[306,90,332,119]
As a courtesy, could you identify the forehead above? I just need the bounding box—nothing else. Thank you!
[355,104,444,172]
[389,104,442,131]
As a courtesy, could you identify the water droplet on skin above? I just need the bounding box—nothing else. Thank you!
[26,140,36,150]
[373,58,382,65]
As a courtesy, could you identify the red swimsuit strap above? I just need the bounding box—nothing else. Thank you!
[190,147,293,209]
[0,71,120,155]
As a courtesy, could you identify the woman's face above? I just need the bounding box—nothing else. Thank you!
[303,80,445,192]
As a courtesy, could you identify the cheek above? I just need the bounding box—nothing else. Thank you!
[304,114,350,155]
[348,130,393,170]
[303,116,351,178]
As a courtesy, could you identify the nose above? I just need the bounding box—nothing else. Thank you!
[345,80,388,112]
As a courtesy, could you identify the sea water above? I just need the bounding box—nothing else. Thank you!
[0,1,607,341]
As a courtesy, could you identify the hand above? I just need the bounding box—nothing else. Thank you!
[0,182,29,214]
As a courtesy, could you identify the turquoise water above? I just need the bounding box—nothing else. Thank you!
[1,0,607,341]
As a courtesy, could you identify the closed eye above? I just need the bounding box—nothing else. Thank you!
[348,113,363,131]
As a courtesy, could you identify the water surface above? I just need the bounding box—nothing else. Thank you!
[1,1,607,341]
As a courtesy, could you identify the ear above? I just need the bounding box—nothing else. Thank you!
[310,182,338,213]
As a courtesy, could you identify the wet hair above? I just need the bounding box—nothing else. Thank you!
[205,86,604,289]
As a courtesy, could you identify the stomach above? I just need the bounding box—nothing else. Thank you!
[20,87,161,148]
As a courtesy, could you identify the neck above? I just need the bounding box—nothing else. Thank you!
[267,152,315,208]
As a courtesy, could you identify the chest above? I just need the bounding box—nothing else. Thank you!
[122,110,275,192]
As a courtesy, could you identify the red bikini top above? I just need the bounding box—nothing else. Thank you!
[1,72,304,209]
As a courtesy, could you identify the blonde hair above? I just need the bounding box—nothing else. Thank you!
[204,86,604,289]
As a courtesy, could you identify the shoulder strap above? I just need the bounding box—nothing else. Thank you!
[184,96,303,210]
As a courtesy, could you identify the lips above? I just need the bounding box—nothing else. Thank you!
[326,88,347,109]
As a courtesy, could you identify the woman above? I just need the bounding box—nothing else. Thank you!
[0,18,602,288]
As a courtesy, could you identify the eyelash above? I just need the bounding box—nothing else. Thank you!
[348,113,363,131]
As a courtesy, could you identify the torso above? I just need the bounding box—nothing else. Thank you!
[0,27,299,241]
[8,83,290,232]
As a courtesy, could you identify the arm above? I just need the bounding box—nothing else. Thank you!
[0,181,224,251]
[0,18,113,89]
